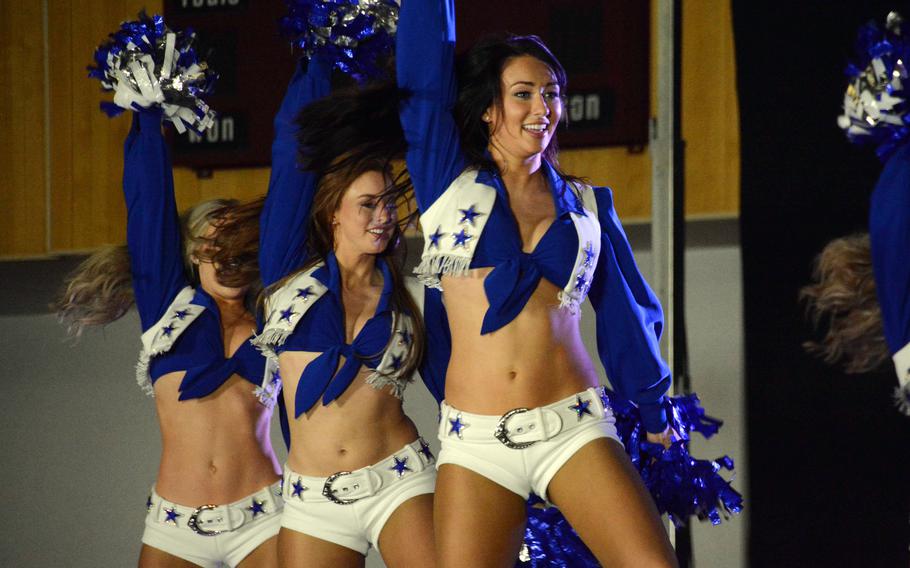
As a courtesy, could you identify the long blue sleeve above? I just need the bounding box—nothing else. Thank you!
[587,187,670,433]
[124,110,187,331]
[870,143,910,355]
[418,287,450,403]
[259,56,333,287]
[396,0,466,211]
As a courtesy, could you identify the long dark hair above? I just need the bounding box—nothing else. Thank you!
[455,33,578,185]
[267,81,425,383]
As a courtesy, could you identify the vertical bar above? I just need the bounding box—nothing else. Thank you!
[652,0,692,565]
[42,0,52,254]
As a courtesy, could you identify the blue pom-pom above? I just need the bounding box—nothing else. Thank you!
[280,0,398,81]
[839,12,910,160]
[605,389,744,527]
[517,497,600,567]
[87,12,217,134]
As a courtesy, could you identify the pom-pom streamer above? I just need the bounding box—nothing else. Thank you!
[605,389,744,527]
[88,12,217,133]
[839,12,910,160]
[280,0,398,80]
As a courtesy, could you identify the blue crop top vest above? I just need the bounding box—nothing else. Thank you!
[396,0,670,432]
[255,56,449,420]
[870,142,910,386]
[125,111,275,405]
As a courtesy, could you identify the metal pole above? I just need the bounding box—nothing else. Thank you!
[651,0,692,565]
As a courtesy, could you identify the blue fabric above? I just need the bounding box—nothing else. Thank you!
[124,111,265,399]
[396,0,670,432]
[871,142,910,355]
[279,253,395,416]
[259,57,450,418]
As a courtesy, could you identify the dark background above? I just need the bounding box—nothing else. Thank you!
[733,2,910,565]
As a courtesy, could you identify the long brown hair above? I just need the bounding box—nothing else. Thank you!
[801,233,889,373]
[264,81,425,383]
[55,198,262,336]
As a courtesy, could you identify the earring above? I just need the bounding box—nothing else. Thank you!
[482,114,491,123]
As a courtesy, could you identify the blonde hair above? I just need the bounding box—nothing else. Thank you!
[801,233,889,373]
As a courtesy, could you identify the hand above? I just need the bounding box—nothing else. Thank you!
[646,425,682,449]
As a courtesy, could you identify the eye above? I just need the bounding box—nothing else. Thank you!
[360,200,378,210]
[544,91,561,101]
[513,90,531,100]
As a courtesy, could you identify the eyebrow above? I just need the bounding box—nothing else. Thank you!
[509,80,559,88]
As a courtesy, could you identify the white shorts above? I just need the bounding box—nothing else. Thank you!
[141,482,283,568]
[280,437,437,555]
[436,387,621,501]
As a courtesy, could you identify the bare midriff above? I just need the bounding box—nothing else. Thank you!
[153,373,282,506]
[441,269,600,415]
[279,352,418,476]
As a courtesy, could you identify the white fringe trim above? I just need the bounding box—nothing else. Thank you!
[365,370,409,399]
[557,290,582,316]
[135,350,155,398]
[414,254,473,290]
[250,328,290,363]
[893,383,910,416]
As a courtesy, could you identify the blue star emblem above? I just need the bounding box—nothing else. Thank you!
[172,309,189,320]
[248,499,266,517]
[574,272,588,292]
[418,438,435,461]
[291,478,307,498]
[583,242,595,267]
[270,369,281,385]
[390,455,412,478]
[278,307,295,322]
[569,396,593,421]
[448,413,469,438]
[390,354,403,370]
[428,226,445,249]
[146,495,152,511]
[161,324,175,337]
[295,286,313,300]
[164,507,181,525]
[452,229,472,249]
[398,329,412,346]
[459,204,483,226]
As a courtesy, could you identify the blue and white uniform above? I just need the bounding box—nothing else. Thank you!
[125,111,282,568]
[396,0,670,432]
[255,56,449,555]
[870,142,910,393]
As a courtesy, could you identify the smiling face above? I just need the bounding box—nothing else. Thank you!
[486,55,563,165]
[332,169,398,257]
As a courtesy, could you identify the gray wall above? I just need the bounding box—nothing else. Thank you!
[0,223,745,567]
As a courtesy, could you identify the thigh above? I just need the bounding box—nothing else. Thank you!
[434,464,526,568]
[237,534,278,568]
[138,544,203,568]
[546,438,677,568]
[377,493,435,568]
[277,527,364,568]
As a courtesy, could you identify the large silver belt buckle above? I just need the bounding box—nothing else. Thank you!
[494,407,538,449]
[322,471,361,505]
[187,504,222,536]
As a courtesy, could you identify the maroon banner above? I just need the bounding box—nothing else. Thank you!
[165,0,648,171]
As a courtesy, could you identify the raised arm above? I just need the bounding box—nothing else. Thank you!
[123,110,187,331]
[396,0,467,211]
[870,144,910,376]
[587,187,671,433]
[259,55,333,286]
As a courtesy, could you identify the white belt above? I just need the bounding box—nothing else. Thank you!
[147,481,283,536]
[283,437,435,505]
[438,387,612,449]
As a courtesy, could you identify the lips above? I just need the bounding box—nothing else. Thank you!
[367,226,392,240]
[522,122,550,137]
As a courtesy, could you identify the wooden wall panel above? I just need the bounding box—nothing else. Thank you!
[2,0,739,258]
[0,1,48,256]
